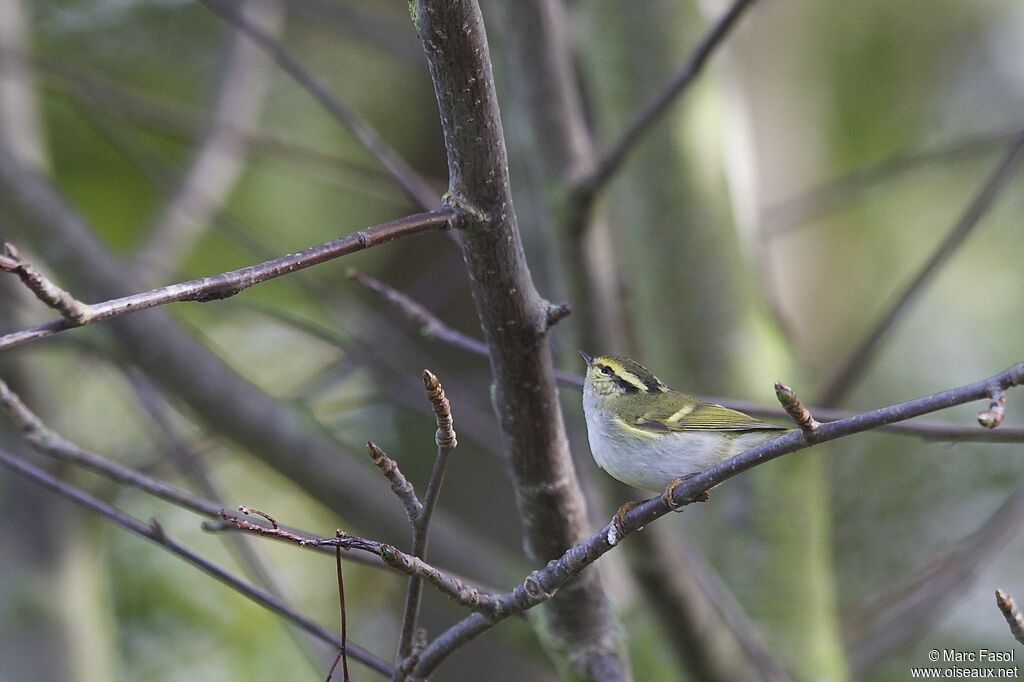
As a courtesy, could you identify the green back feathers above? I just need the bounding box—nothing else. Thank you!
[592,355,785,433]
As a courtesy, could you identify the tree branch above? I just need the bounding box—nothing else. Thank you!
[0,207,451,353]
[817,131,1024,405]
[198,0,439,211]
[410,362,1024,676]
[570,0,758,207]
[396,370,459,669]
[0,446,393,677]
[220,512,499,616]
[413,1,626,678]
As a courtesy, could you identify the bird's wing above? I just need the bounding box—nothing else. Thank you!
[632,394,784,433]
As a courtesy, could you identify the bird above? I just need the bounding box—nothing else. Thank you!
[580,351,786,517]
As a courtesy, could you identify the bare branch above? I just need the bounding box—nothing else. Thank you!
[346,267,487,356]
[0,209,452,353]
[571,0,758,206]
[411,362,1024,676]
[414,1,625,677]
[198,0,439,210]
[367,441,423,524]
[0,242,89,322]
[132,0,283,285]
[221,513,499,616]
[345,269,584,398]
[995,590,1024,646]
[774,381,820,439]
[326,533,351,682]
[817,131,1024,405]
[397,370,460,667]
[0,447,393,677]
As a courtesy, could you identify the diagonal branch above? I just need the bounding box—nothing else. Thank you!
[0,208,452,353]
[817,131,1024,405]
[410,362,1024,677]
[220,513,499,616]
[198,0,439,211]
[570,0,758,207]
[0,446,393,677]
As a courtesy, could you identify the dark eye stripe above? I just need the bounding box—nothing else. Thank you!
[613,377,641,393]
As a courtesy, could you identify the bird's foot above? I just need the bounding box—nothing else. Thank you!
[613,500,641,538]
[661,475,708,511]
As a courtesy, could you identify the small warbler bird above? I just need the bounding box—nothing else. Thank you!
[580,352,786,504]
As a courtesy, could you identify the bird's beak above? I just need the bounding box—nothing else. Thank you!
[578,350,593,366]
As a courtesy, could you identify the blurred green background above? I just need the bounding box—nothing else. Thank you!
[0,1,1022,680]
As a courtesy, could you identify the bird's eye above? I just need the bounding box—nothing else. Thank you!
[600,365,614,376]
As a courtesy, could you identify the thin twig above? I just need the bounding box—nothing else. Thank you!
[571,0,758,206]
[198,0,438,210]
[774,382,820,439]
[221,513,500,616]
[346,269,584,388]
[0,242,89,322]
[325,533,351,682]
[345,272,1024,442]
[397,371,459,668]
[347,267,489,356]
[817,131,1024,405]
[995,590,1024,645]
[0,209,452,353]
[367,441,422,524]
[410,362,1024,677]
[0,447,393,677]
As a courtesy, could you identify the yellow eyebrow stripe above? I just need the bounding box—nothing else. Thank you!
[616,370,648,392]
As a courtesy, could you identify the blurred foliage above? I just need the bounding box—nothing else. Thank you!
[0,0,1022,680]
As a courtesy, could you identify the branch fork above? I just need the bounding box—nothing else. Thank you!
[0,242,91,323]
